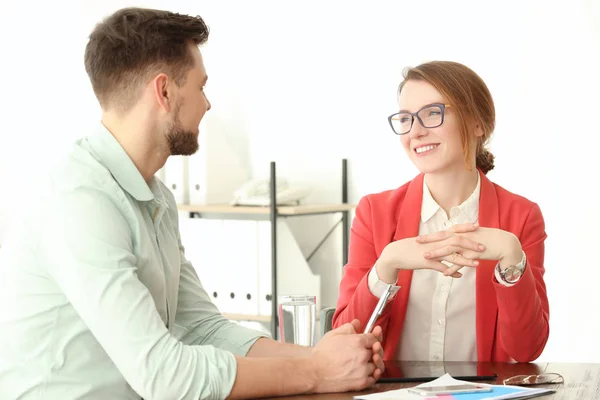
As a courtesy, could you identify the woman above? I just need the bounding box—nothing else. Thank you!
[333,61,549,363]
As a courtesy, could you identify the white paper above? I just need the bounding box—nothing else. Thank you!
[354,373,554,400]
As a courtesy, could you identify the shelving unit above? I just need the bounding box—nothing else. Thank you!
[180,159,354,338]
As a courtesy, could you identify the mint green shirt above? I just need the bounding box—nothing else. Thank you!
[0,125,265,399]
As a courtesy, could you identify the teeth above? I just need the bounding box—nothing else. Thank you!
[416,144,438,154]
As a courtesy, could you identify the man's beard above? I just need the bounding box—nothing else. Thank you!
[165,104,199,156]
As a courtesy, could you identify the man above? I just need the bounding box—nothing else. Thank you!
[0,7,384,400]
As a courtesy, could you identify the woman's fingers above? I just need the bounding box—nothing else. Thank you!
[443,262,467,277]
[438,249,484,276]
[416,230,452,244]
[424,247,481,267]
[417,223,483,278]
[428,260,464,278]
[450,222,480,233]
[417,223,479,244]
[417,224,482,246]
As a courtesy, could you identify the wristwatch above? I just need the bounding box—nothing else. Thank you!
[497,251,527,284]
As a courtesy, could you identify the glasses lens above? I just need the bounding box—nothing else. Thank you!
[417,105,443,128]
[390,113,412,134]
[532,373,563,384]
[504,375,527,385]
[504,373,563,386]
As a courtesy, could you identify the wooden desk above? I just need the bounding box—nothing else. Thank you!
[266,362,600,399]
[178,203,357,216]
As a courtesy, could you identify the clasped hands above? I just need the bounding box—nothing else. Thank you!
[377,222,524,281]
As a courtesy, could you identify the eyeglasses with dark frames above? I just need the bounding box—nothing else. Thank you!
[388,103,450,135]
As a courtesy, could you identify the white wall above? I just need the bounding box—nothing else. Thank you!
[1,0,599,362]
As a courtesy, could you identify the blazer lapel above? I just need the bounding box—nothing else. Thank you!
[392,172,425,288]
[393,173,425,242]
[476,170,501,361]
[385,174,424,357]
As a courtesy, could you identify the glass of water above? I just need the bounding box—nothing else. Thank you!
[278,295,316,346]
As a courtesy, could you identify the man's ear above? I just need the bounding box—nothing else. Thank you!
[151,73,172,112]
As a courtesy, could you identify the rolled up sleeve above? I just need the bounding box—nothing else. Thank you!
[42,187,238,400]
[172,255,267,356]
[170,201,267,357]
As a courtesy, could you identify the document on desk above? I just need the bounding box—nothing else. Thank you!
[354,374,554,400]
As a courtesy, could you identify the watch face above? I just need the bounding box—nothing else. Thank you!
[503,267,523,283]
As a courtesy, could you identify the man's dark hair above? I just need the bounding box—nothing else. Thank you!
[84,7,209,113]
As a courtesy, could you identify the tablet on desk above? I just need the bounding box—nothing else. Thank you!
[378,361,497,383]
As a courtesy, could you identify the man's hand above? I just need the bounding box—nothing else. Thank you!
[370,325,385,378]
[350,320,385,378]
[310,319,382,393]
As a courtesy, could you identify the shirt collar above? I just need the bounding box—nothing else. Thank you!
[421,173,481,223]
[85,124,155,202]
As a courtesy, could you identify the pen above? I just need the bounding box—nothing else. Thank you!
[363,283,393,334]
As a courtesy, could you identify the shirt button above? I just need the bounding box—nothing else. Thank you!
[443,221,451,228]
[440,286,447,292]
[437,319,444,325]
[433,355,440,360]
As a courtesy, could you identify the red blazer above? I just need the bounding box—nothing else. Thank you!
[333,170,549,362]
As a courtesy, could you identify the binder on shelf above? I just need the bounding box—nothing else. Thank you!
[257,221,274,317]
[188,117,207,204]
[187,114,248,205]
[187,151,206,205]
[179,218,226,311]
[221,220,259,315]
[156,166,166,183]
[164,156,187,205]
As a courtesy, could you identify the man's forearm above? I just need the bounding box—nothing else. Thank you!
[227,355,316,399]
[246,337,312,358]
